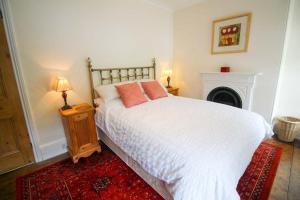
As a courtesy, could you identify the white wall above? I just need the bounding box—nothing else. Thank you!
[173,0,290,121]
[8,0,173,160]
[274,0,300,118]
[273,0,300,139]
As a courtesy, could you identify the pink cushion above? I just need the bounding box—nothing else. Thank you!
[115,82,147,108]
[141,81,168,100]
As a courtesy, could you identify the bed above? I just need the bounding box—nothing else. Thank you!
[87,58,273,200]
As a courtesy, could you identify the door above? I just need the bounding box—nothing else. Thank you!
[0,10,34,174]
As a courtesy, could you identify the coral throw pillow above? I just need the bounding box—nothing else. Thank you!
[115,82,147,108]
[141,81,168,100]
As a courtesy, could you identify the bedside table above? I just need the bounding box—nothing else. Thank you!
[167,87,179,96]
[59,103,101,163]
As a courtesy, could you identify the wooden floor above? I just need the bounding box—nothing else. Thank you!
[0,138,299,200]
[268,138,300,200]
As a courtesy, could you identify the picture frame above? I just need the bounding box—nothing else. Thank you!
[211,13,251,54]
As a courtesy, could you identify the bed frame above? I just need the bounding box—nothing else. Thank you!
[86,58,172,200]
[87,57,156,107]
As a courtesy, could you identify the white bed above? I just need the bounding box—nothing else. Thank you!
[94,96,272,200]
[86,58,273,200]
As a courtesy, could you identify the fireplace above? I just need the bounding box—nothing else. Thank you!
[207,86,242,108]
[201,72,260,111]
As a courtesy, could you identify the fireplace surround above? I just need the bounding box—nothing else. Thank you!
[201,72,260,110]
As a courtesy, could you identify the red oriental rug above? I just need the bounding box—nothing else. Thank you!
[237,142,282,200]
[16,142,282,200]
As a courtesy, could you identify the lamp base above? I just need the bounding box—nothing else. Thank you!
[61,90,72,110]
[61,104,72,110]
[166,76,171,89]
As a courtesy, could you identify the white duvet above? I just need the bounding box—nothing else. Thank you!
[95,96,273,200]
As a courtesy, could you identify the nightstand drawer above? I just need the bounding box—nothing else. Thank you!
[73,113,88,121]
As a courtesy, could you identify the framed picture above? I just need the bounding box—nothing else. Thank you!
[211,13,251,54]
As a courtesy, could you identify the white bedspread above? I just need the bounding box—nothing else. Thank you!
[95,96,273,200]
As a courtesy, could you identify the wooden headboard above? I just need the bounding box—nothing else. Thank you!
[87,57,156,107]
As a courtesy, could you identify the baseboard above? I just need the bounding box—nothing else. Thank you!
[39,137,68,161]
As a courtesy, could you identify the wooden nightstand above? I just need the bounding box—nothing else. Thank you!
[167,87,179,96]
[59,103,101,163]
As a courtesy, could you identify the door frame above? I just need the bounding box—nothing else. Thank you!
[0,0,42,162]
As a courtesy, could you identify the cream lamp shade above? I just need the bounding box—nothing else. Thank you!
[163,69,172,88]
[54,77,72,110]
[163,69,172,76]
[55,77,72,92]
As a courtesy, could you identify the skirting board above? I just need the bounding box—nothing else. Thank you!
[38,133,100,161]
[39,134,99,161]
[39,137,68,160]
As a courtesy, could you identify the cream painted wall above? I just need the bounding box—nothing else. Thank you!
[273,0,300,139]
[173,0,289,121]
[8,0,173,159]
[274,0,300,118]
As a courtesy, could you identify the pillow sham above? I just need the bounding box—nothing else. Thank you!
[139,79,168,93]
[94,81,137,103]
[115,82,147,108]
[94,80,165,103]
[141,80,168,100]
[94,84,119,103]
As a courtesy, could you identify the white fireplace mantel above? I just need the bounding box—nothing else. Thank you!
[201,72,261,110]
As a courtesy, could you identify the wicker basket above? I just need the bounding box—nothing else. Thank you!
[273,117,300,142]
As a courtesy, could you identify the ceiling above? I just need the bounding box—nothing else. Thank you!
[147,0,206,11]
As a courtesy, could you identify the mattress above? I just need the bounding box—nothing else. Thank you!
[95,96,272,200]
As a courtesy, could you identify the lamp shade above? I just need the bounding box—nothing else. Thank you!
[163,69,172,76]
[54,77,72,92]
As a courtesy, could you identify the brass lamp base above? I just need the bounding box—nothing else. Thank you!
[61,90,72,110]
[166,76,171,88]
[61,104,72,110]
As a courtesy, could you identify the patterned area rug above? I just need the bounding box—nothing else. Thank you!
[237,142,282,200]
[16,142,282,200]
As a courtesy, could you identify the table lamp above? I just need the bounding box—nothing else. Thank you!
[163,69,172,88]
[54,77,72,110]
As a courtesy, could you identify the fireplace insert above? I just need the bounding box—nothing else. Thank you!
[207,87,242,108]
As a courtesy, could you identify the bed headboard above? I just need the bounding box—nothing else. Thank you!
[87,57,156,107]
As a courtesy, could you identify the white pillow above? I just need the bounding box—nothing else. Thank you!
[94,84,119,103]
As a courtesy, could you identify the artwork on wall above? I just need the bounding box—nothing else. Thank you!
[211,13,251,54]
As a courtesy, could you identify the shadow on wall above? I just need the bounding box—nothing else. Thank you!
[24,57,86,145]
